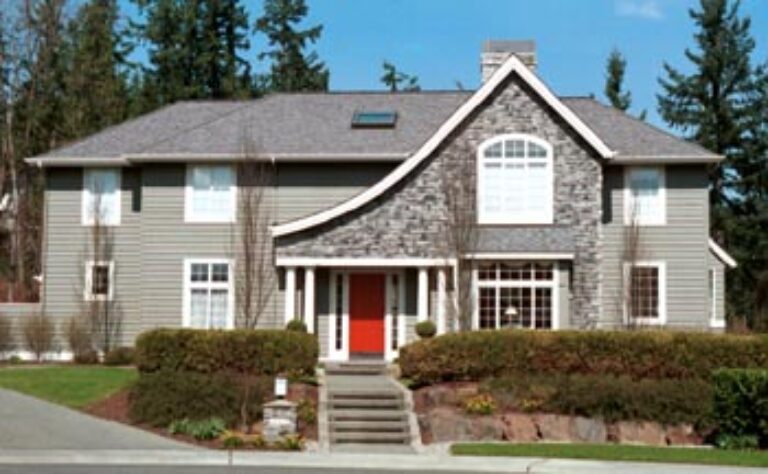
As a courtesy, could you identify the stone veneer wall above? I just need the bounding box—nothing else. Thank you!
[276,74,603,326]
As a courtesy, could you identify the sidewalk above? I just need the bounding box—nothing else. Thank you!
[0,449,765,473]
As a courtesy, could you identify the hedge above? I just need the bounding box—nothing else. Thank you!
[134,328,318,377]
[713,369,768,448]
[399,330,768,384]
[483,374,713,426]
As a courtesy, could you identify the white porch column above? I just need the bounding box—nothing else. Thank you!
[436,267,447,334]
[418,267,429,323]
[303,266,315,333]
[284,266,296,325]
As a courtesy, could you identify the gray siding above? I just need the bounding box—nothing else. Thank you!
[42,162,392,346]
[600,165,711,328]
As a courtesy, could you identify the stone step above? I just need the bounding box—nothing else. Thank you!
[331,420,410,433]
[329,409,408,422]
[330,431,411,444]
[328,398,404,410]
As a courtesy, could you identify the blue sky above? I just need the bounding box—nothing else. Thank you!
[122,0,768,130]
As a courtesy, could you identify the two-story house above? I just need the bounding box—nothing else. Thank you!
[27,40,735,361]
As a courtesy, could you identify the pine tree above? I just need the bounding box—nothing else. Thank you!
[63,0,132,137]
[380,61,420,92]
[657,0,767,325]
[254,0,329,92]
[604,49,631,111]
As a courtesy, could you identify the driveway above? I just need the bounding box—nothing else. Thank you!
[0,388,191,450]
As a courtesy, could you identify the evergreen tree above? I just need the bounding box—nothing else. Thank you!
[657,0,767,325]
[604,48,646,120]
[254,0,329,92]
[63,0,132,138]
[380,61,420,92]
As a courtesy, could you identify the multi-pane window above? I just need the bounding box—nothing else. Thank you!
[83,169,121,225]
[625,167,665,225]
[476,262,555,330]
[84,261,113,301]
[185,165,235,222]
[625,262,666,324]
[478,135,553,224]
[185,260,233,329]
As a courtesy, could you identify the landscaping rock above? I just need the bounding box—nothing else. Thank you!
[571,416,607,443]
[534,414,572,442]
[609,421,666,446]
[468,416,505,441]
[414,383,479,411]
[501,413,539,442]
[665,424,702,446]
[420,407,474,442]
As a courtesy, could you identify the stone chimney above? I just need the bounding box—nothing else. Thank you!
[481,40,537,82]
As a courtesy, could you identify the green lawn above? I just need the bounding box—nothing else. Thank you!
[451,443,768,468]
[0,366,137,409]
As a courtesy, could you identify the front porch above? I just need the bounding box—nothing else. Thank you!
[278,258,450,362]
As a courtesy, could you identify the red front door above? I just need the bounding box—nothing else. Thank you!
[349,274,386,355]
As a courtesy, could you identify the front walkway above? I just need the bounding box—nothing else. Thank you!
[0,388,191,450]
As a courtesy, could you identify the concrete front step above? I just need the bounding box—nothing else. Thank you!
[330,431,411,444]
[329,409,408,422]
[331,420,410,433]
[325,362,388,376]
[328,399,404,410]
[328,390,402,400]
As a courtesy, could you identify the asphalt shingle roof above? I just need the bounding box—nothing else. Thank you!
[476,227,575,254]
[34,92,718,161]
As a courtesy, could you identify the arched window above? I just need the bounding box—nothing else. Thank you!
[477,134,553,224]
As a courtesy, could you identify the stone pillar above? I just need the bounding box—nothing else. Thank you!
[304,266,315,333]
[262,399,297,443]
[284,267,296,325]
[418,267,429,323]
[437,267,447,334]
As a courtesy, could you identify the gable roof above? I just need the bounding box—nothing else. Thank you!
[272,54,616,237]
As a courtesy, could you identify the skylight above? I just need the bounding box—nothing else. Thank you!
[351,111,397,128]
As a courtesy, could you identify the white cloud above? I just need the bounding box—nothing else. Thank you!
[615,0,664,20]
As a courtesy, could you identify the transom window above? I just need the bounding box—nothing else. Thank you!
[476,262,555,330]
[184,260,234,329]
[624,261,666,325]
[185,165,236,223]
[625,167,665,225]
[477,135,553,224]
[82,169,121,225]
[84,261,114,301]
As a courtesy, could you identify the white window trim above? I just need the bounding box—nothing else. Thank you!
[623,260,667,326]
[84,260,115,302]
[384,271,407,362]
[624,166,666,226]
[472,262,559,330]
[709,268,725,328]
[81,168,121,226]
[327,271,349,361]
[477,134,554,225]
[182,258,235,329]
[184,164,237,224]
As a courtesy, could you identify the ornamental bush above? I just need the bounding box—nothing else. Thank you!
[399,330,768,385]
[134,328,318,377]
[712,369,768,448]
[415,320,437,339]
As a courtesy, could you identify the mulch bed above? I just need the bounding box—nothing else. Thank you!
[85,382,319,449]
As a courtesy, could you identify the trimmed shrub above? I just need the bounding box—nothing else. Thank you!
[74,349,100,365]
[399,330,768,384]
[286,320,307,332]
[130,370,241,427]
[65,316,92,361]
[22,314,54,362]
[712,369,768,448]
[104,346,135,366]
[0,317,13,359]
[134,329,317,378]
[483,374,713,426]
[168,417,226,440]
[415,320,437,339]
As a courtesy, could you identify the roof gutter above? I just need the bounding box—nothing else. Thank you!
[24,157,130,167]
[610,154,724,164]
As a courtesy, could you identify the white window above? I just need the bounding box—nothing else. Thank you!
[477,134,553,224]
[623,261,666,325]
[474,262,557,330]
[183,259,234,329]
[709,268,724,328]
[82,169,121,225]
[185,165,236,223]
[84,260,114,301]
[625,167,665,225]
